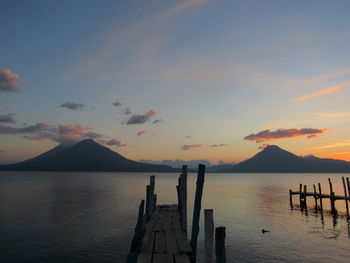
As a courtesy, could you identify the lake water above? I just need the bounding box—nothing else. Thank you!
[0,172,349,262]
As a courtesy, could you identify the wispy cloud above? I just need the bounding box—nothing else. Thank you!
[311,140,350,150]
[208,144,227,147]
[137,130,147,136]
[0,113,17,123]
[59,101,85,110]
[244,128,328,143]
[112,101,122,107]
[311,69,350,82]
[126,110,157,124]
[182,144,203,150]
[312,112,350,118]
[292,82,349,102]
[0,122,126,147]
[0,69,20,92]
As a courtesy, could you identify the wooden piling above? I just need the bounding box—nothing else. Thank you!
[289,189,293,207]
[177,177,183,224]
[342,177,349,217]
[190,164,206,252]
[204,209,214,263]
[215,226,226,263]
[318,183,323,212]
[347,177,350,204]
[303,185,307,208]
[128,199,146,262]
[328,178,336,214]
[146,185,152,221]
[299,184,303,207]
[180,165,188,233]
[313,184,318,209]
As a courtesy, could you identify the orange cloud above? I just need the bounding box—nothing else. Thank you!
[244,128,328,143]
[182,144,203,150]
[312,140,350,150]
[137,130,147,136]
[292,82,349,102]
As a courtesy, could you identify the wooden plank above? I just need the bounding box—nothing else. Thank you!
[139,231,155,253]
[154,231,166,254]
[137,253,152,263]
[153,254,174,263]
[175,230,193,253]
[174,254,191,263]
[165,230,178,254]
[204,209,214,263]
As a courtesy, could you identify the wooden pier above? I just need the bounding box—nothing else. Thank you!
[289,176,350,217]
[127,165,227,263]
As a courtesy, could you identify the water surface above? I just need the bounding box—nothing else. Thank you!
[0,172,349,262]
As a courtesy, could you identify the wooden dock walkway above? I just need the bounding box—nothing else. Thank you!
[137,205,193,263]
[127,165,227,263]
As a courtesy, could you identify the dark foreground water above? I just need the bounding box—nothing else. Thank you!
[0,172,349,262]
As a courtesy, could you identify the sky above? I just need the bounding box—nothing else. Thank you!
[1,0,350,165]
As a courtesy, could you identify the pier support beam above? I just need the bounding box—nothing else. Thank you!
[190,164,206,252]
[318,183,323,212]
[215,226,226,263]
[204,209,214,263]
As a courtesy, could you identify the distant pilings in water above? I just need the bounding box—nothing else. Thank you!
[289,176,350,218]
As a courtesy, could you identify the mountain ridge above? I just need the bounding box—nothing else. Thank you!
[0,139,179,172]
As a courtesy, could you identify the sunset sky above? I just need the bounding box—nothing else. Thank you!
[1,0,350,165]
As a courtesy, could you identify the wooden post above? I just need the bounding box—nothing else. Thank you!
[180,165,188,233]
[215,226,226,263]
[146,185,152,221]
[204,209,214,263]
[289,189,293,207]
[313,184,318,210]
[153,194,157,212]
[342,177,349,217]
[303,185,307,208]
[318,183,323,212]
[150,175,156,212]
[347,178,350,198]
[190,164,206,252]
[128,199,145,262]
[299,184,303,207]
[328,178,336,214]
[177,176,183,225]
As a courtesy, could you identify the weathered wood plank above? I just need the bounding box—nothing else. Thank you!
[154,231,166,254]
[175,254,191,263]
[153,254,174,263]
[137,253,152,263]
[175,230,193,253]
[139,231,155,253]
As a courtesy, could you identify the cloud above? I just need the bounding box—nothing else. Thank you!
[258,143,270,150]
[112,101,122,107]
[0,69,20,92]
[137,130,147,136]
[126,110,157,124]
[312,69,350,82]
[186,136,191,139]
[0,122,127,147]
[208,144,227,147]
[59,101,85,110]
[313,112,350,118]
[244,128,328,143]
[152,119,163,124]
[99,138,127,147]
[182,144,203,150]
[0,113,17,123]
[292,82,349,102]
[133,145,141,150]
[123,107,132,115]
[83,132,105,139]
[311,139,350,150]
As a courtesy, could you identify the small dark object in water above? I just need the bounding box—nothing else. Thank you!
[262,229,270,233]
